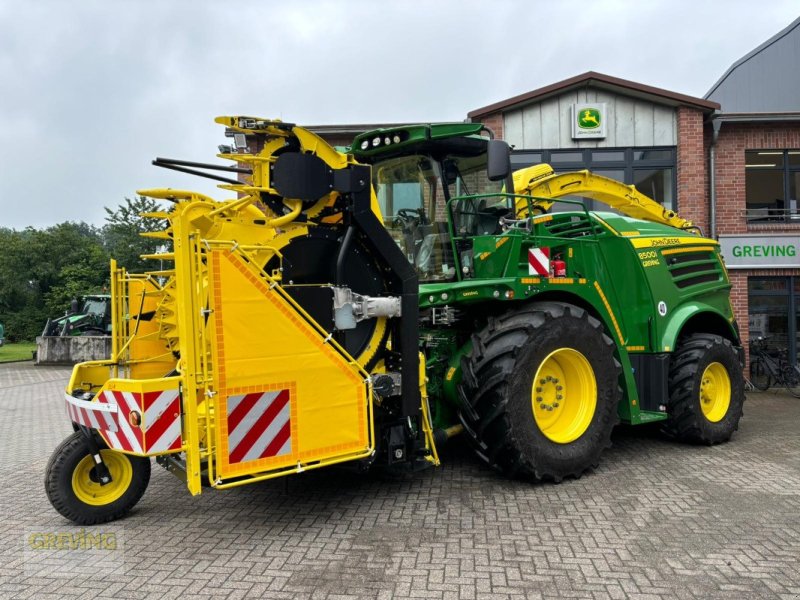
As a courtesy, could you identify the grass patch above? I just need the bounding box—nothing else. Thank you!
[0,342,37,363]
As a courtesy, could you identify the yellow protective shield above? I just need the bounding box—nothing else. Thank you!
[208,250,372,479]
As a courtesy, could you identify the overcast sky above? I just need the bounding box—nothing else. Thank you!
[1,0,798,229]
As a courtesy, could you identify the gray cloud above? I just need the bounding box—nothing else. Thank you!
[1,0,797,228]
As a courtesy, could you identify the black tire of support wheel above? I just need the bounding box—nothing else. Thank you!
[44,431,151,525]
[662,334,744,444]
[457,302,621,481]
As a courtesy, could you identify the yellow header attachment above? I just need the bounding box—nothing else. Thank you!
[209,116,382,222]
[513,164,693,230]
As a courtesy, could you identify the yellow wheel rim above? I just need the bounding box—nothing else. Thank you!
[700,362,731,422]
[531,348,597,444]
[71,450,133,506]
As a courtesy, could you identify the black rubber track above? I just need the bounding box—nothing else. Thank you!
[662,333,744,444]
[45,431,151,525]
[457,302,621,481]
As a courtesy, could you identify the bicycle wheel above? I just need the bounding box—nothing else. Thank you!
[782,365,800,398]
[749,358,771,391]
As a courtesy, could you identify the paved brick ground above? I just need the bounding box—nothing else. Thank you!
[0,362,798,599]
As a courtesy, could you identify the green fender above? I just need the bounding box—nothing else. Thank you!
[659,302,739,352]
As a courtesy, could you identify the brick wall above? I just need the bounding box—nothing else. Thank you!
[477,113,504,140]
[676,107,708,232]
[714,121,800,366]
[714,122,800,235]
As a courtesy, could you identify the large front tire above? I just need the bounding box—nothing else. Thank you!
[45,432,151,525]
[458,302,621,481]
[663,334,744,444]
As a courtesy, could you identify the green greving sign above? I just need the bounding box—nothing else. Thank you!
[572,103,607,139]
[718,234,800,268]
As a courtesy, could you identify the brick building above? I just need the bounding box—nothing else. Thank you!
[706,17,800,365]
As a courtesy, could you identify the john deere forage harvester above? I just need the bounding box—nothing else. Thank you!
[46,117,744,524]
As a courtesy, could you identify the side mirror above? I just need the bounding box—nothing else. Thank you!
[487,139,511,181]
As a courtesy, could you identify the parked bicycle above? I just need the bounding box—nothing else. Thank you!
[749,336,800,397]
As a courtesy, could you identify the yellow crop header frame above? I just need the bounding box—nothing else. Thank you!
[63,121,414,495]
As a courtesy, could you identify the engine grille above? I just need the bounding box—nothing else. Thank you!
[664,249,723,289]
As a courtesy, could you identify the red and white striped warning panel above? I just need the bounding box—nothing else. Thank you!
[226,390,291,464]
[528,247,550,276]
[64,389,182,455]
[65,393,117,432]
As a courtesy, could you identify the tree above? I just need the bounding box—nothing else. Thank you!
[0,197,169,341]
[0,223,109,341]
[103,196,167,272]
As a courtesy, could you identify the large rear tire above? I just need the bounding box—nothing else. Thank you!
[457,302,621,481]
[45,432,151,525]
[663,334,744,444]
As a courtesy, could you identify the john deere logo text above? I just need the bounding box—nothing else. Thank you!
[578,108,601,129]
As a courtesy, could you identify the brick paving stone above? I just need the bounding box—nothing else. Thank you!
[0,363,799,598]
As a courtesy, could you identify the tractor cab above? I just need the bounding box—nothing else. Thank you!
[42,294,111,337]
[351,124,508,283]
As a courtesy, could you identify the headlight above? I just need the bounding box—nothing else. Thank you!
[392,134,401,144]
[360,140,369,150]
[372,136,381,147]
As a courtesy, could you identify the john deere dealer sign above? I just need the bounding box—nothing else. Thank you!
[718,234,800,269]
[572,103,607,139]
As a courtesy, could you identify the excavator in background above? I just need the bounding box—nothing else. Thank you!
[45,117,744,524]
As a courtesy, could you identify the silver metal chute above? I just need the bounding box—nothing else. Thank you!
[332,287,402,330]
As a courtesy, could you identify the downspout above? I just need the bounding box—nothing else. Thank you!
[709,116,722,239]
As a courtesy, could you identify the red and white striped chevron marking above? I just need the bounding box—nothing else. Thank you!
[226,390,291,464]
[140,390,182,454]
[65,393,118,432]
[528,247,550,276]
[64,389,182,454]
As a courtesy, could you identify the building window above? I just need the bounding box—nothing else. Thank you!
[511,147,676,212]
[745,150,800,223]
[510,152,542,169]
[748,276,800,366]
[634,168,674,211]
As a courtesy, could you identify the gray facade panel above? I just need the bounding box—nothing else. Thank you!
[504,88,677,149]
[707,18,800,112]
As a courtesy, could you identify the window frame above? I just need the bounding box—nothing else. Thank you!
[744,149,800,224]
[748,275,800,365]
[511,146,677,211]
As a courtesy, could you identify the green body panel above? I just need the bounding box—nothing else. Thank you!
[418,208,737,426]
[419,328,464,430]
[350,123,485,159]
